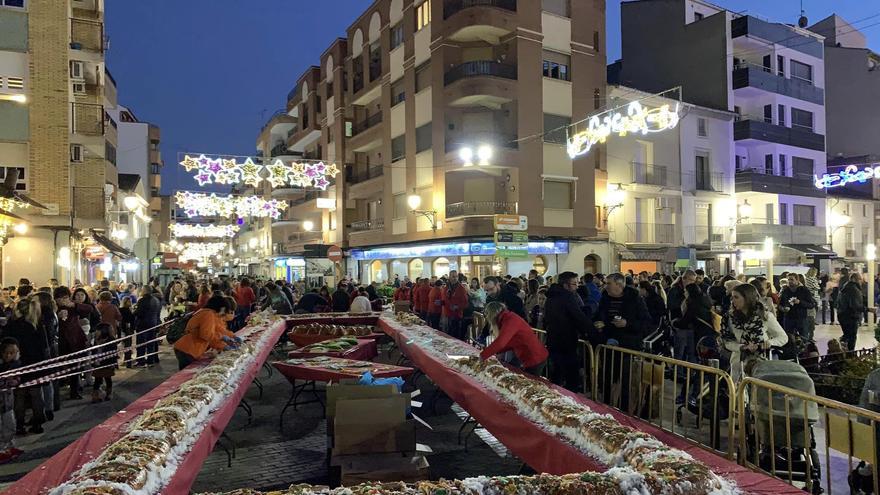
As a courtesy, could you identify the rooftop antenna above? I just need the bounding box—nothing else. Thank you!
[797,0,808,28]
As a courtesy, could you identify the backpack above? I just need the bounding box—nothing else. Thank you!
[165,311,197,344]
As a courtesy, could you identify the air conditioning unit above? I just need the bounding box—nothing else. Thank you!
[70,144,83,163]
[72,82,86,95]
[70,61,84,80]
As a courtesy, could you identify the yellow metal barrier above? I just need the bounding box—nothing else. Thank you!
[738,375,880,495]
[530,328,595,396]
[593,344,736,459]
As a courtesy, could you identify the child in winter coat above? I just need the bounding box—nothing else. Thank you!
[0,338,22,463]
[91,323,116,403]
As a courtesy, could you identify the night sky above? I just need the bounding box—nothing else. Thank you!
[105,0,880,196]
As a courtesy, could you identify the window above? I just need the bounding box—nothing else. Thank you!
[542,0,570,17]
[70,144,83,163]
[544,180,573,209]
[391,79,405,106]
[593,88,600,109]
[778,154,786,175]
[779,203,788,225]
[393,193,408,219]
[791,108,813,131]
[695,154,711,190]
[762,54,771,72]
[543,113,571,144]
[70,61,84,79]
[1,1,25,9]
[415,123,432,153]
[391,135,405,162]
[151,187,159,197]
[151,163,161,174]
[105,142,116,166]
[415,62,431,92]
[735,155,742,171]
[5,77,22,90]
[694,12,704,21]
[697,117,707,137]
[390,23,404,50]
[777,104,785,126]
[764,154,773,174]
[542,51,570,81]
[777,55,784,76]
[792,157,814,179]
[790,60,813,83]
[593,31,600,53]
[765,203,774,224]
[793,204,816,226]
[763,104,772,124]
[416,0,431,31]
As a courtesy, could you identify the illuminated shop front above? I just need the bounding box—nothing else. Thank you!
[349,241,571,284]
[273,257,306,282]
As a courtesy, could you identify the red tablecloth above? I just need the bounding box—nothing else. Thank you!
[289,332,385,348]
[5,320,287,495]
[287,339,378,362]
[377,318,803,495]
[274,359,414,383]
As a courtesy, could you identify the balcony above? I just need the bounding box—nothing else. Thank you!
[733,117,825,152]
[731,16,823,59]
[630,162,672,187]
[350,219,385,232]
[625,223,675,245]
[347,165,384,184]
[445,61,517,86]
[732,64,824,105]
[695,172,725,193]
[443,0,517,44]
[445,132,518,152]
[349,113,383,153]
[70,18,103,52]
[347,165,384,200]
[352,113,383,136]
[270,143,293,157]
[446,201,517,219]
[691,226,729,246]
[735,220,825,244]
[71,102,104,136]
[735,167,825,198]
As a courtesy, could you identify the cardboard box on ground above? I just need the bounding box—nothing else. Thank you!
[326,380,430,486]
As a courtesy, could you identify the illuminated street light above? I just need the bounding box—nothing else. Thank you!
[738,199,752,219]
[407,190,437,230]
[407,194,422,210]
[477,145,493,165]
[459,147,473,165]
[302,220,314,232]
[248,237,258,249]
[12,223,27,235]
[123,196,140,212]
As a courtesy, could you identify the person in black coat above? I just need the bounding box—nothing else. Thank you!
[543,272,593,393]
[484,276,525,318]
[779,273,816,340]
[331,282,351,312]
[666,270,696,321]
[134,287,162,366]
[639,281,666,328]
[2,298,48,433]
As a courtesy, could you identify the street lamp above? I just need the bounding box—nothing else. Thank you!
[828,210,851,246]
[407,191,438,230]
[737,199,752,221]
[12,223,27,235]
[302,220,314,232]
[123,196,140,212]
[603,184,626,223]
[459,145,493,167]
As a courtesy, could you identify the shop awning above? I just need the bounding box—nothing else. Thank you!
[781,244,836,258]
[618,247,674,261]
[90,230,134,258]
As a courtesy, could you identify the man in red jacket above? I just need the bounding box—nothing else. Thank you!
[415,278,431,320]
[442,270,470,340]
[427,280,444,330]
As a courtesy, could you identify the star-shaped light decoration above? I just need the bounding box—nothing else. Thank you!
[314,176,330,190]
[324,163,340,178]
[207,159,223,174]
[238,158,263,187]
[266,160,290,188]
[180,155,200,171]
[222,159,238,170]
[194,170,214,186]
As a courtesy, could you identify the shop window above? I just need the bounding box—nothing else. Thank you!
[433,257,450,278]
[533,255,547,276]
[409,258,424,279]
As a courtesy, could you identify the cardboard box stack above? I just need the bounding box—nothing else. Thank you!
[327,381,429,486]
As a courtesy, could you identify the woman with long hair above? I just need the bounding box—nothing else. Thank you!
[721,283,788,383]
[2,297,48,433]
[639,280,667,327]
[523,278,541,319]
[32,292,59,416]
[479,301,548,376]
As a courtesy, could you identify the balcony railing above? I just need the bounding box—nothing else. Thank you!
[270,143,289,157]
[446,201,517,218]
[735,167,824,198]
[72,102,104,136]
[70,18,103,52]
[695,172,725,192]
[626,223,675,244]
[445,131,519,152]
[350,219,385,232]
[692,226,728,246]
[731,64,824,105]
[352,112,383,136]
[347,165,384,184]
[735,220,825,244]
[444,61,517,86]
[631,162,668,186]
[287,83,301,103]
[445,0,517,18]
[733,116,825,152]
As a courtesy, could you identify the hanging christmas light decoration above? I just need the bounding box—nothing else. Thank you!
[174,191,288,219]
[178,242,227,262]
[0,197,29,211]
[178,154,340,190]
[169,223,240,238]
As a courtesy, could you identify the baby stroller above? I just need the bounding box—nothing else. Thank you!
[643,315,674,357]
[675,336,731,451]
[746,359,822,494]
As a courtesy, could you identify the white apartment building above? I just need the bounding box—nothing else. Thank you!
[615,0,831,271]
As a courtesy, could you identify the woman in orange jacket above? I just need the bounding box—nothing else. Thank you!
[173,295,239,370]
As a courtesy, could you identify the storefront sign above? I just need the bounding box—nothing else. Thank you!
[566,101,681,158]
[350,240,569,261]
[814,163,880,189]
[494,232,528,243]
[327,245,343,262]
[496,245,529,259]
[316,197,336,209]
[494,215,528,231]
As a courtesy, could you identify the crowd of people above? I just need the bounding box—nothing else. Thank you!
[0,265,869,464]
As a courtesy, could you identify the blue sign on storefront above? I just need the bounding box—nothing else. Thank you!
[350,241,569,261]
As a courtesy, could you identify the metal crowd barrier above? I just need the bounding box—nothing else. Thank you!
[592,344,736,459]
[737,376,880,495]
[531,328,595,398]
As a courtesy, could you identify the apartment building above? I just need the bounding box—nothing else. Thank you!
[808,15,878,268]
[616,0,831,271]
[0,0,124,286]
[601,86,737,275]
[258,0,608,283]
